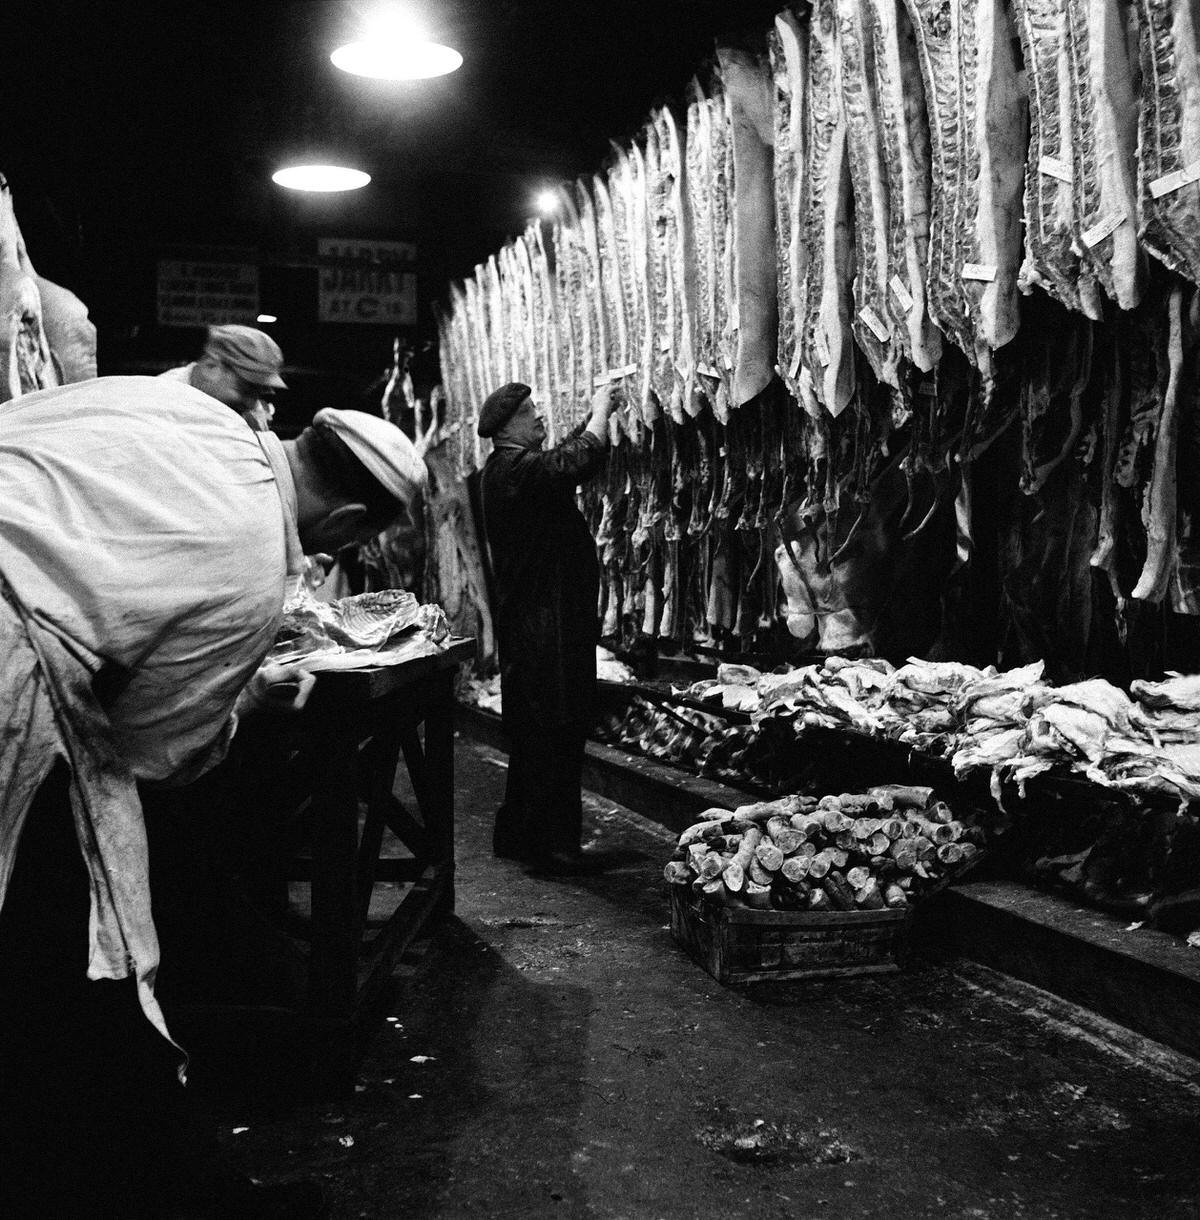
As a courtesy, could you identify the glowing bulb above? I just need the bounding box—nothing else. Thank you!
[272,164,371,192]
[256,314,278,324]
[535,190,559,216]
[332,9,461,80]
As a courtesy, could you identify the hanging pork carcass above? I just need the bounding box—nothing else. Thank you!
[1135,0,1200,287]
[716,42,778,409]
[685,77,727,419]
[797,0,856,418]
[862,0,941,375]
[1064,0,1146,312]
[0,176,58,401]
[1012,0,1100,317]
[770,10,810,405]
[902,0,1026,402]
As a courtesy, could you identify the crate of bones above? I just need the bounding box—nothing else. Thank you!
[663,786,984,985]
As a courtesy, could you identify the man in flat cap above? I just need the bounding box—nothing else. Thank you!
[479,381,615,873]
[159,323,287,431]
[0,377,423,1216]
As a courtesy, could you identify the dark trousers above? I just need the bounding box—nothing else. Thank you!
[0,766,217,1217]
[494,722,587,856]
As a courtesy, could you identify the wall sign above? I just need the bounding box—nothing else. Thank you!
[156,259,259,327]
[318,238,417,325]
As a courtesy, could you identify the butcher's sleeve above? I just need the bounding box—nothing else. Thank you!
[514,432,606,492]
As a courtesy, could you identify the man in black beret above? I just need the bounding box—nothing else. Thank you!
[479,381,616,872]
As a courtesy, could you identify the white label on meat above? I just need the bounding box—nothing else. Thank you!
[620,362,638,377]
[697,364,722,379]
[592,374,609,389]
[788,348,803,378]
[961,263,997,282]
[1081,212,1126,248]
[1150,159,1200,199]
[1038,156,1072,184]
[858,306,890,343]
[658,335,671,352]
[814,328,830,367]
[889,276,915,314]
[723,354,733,371]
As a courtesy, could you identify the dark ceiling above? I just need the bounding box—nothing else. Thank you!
[2,0,786,408]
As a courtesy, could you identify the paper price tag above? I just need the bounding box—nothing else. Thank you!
[961,262,997,282]
[658,335,672,352]
[621,362,638,377]
[1150,159,1200,199]
[1038,155,1072,184]
[592,374,609,389]
[697,364,721,379]
[889,276,915,313]
[723,353,734,371]
[858,305,890,343]
[1081,211,1126,248]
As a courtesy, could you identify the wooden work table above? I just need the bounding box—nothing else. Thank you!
[172,636,474,1090]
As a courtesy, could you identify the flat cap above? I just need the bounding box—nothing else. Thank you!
[314,407,427,503]
[477,381,531,438]
[204,324,287,389]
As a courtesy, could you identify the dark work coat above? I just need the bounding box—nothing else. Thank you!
[481,431,606,736]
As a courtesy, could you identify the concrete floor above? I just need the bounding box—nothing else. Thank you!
[206,738,1200,1219]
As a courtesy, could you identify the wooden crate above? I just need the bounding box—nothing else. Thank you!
[669,885,910,985]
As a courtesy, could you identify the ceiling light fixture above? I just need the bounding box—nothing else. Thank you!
[271,164,371,192]
[331,9,462,80]
[256,314,278,324]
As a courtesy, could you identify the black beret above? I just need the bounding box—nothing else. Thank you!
[477,382,532,438]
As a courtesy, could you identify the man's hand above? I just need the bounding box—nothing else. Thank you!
[236,661,317,718]
[586,384,617,443]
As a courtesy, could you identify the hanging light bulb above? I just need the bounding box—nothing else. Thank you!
[535,190,560,217]
[272,164,371,192]
[331,6,462,80]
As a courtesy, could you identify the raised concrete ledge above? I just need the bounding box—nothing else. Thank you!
[456,702,1200,1063]
[928,881,1200,1063]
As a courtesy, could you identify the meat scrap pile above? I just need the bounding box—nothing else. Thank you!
[663,786,983,912]
[271,588,450,669]
[437,1,1200,666]
[687,657,1200,804]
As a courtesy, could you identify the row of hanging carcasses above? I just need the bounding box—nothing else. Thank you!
[438,0,1200,477]
[434,0,1200,663]
[0,174,97,400]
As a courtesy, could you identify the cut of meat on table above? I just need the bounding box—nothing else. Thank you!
[797,0,856,418]
[1064,0,1146,312]
[770,9,809,405]
[1012,0,1101,318]
[863,0,941,373]
[717,43,778,409]
[838,0,902,390]
[1135,0,1200,286]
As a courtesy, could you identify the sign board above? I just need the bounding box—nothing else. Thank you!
[156,259,260,328]
[318,238,417,325]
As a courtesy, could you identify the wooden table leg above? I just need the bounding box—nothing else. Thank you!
[422,673,456,911]
[308,726,361,1017]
